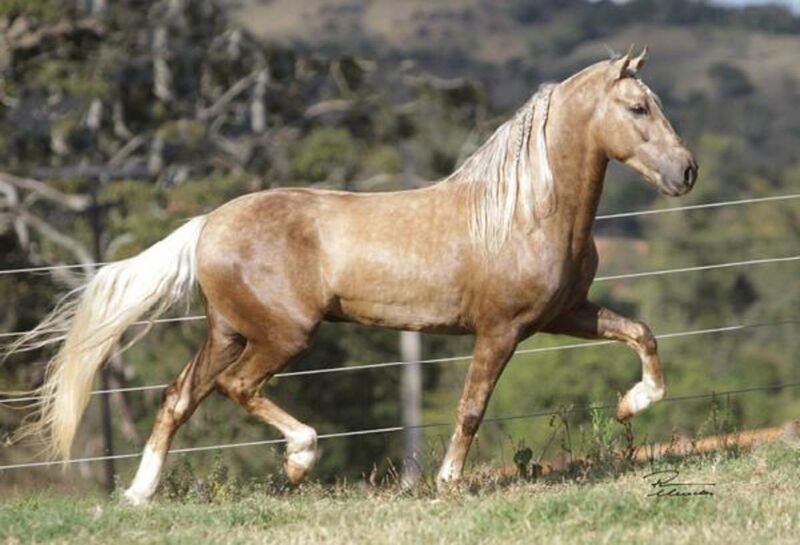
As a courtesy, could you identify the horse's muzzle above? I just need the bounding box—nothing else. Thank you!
[660,154,698,196]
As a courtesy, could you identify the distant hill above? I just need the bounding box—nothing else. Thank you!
[232,1,800,98]
[234,0,800,170]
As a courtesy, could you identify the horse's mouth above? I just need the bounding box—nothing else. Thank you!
[658,178,692,197]
[655,165,697,197]
[625,146,698,198]
[636,163,695,197]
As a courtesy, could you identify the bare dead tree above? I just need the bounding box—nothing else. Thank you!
[152,26,173,103]
[250,68,269,134]
[0,173,94,287]
[197,71,258,122]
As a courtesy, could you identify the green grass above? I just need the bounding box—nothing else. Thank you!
[1,443,799,545]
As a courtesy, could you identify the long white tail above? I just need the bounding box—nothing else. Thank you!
[4,216,207,460]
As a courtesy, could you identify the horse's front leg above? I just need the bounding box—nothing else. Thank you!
[437,331,517,489]
[544,301,665,421]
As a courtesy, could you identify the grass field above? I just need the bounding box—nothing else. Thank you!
[1,442,798,545]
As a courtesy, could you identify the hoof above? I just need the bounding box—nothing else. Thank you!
[435,476,466,495]
[435,478,454,493]
[435,460,462,493]
[285,460,306,484]
[122,488,150,507]
[285,448,316,485]
[617,381,664,422]
[616,402,634,423]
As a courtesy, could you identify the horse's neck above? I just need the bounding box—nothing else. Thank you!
[545,94,608,254]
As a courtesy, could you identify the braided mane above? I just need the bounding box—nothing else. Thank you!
[446,84,557,251]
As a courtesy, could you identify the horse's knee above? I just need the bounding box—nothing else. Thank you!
[631,320,657,354]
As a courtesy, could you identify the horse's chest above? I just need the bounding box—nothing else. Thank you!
[480,248,582,323]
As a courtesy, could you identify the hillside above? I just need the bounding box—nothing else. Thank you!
[233,1,800,98]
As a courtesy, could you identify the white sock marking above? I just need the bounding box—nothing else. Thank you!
[625,381,663,415]
[286,427,318,472]
[287,449,316,471]
[123,445,163,505]
[437,457,459,483]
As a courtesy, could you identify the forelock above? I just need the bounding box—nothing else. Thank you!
[635,78,662,108]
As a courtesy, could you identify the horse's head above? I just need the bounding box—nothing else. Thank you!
[591,48,698,196]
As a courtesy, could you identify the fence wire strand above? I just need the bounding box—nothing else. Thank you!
[1,254,797,342]
[1,379,798,472]
[1,192,798,277]
[2,319,796,404]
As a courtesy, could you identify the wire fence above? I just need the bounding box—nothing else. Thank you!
[2,319,796,404]
[1,379,798,472]
[0,191,797,277]
[0,190,798,472]
[0,253,797,341]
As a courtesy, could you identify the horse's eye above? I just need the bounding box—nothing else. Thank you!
[629,104,647,116]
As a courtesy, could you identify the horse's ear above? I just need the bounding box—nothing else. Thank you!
[630,46,648,73]
[615,45,634,79]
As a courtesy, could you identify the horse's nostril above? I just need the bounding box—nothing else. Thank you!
[683,165,696,186]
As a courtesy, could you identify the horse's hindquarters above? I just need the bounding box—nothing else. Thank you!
[196,189,328,341]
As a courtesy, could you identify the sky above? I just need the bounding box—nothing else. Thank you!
[716,0,800,11]
[604,0,800,14]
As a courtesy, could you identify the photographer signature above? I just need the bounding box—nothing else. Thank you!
[643,469,716,498]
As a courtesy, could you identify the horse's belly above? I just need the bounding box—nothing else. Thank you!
[328,283,469,333]
[330,301,468,333]
[321,232,472,332]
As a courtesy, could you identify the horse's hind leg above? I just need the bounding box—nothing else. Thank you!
[544,301,665,421]
[215,336,318,484]
[123,321,244,506]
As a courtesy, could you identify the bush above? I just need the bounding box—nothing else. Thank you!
[709,62,754,98]
[291,128,359,183]
[508,0,544,24]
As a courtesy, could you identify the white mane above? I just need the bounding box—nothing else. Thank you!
[447,83,557,252]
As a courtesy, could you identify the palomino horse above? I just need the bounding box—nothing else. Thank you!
[7,49,696,504]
